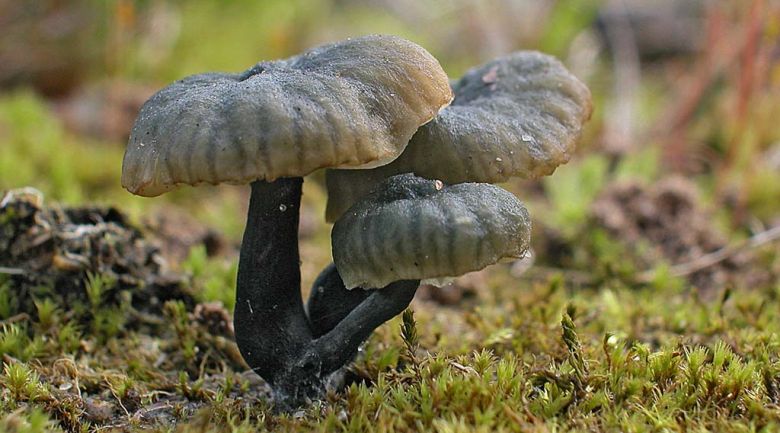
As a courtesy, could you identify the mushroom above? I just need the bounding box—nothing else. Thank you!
[306,173,531,337]
[308,51,592,336]
[324,51,593,221]
[332,173,531,290]
[121,35,452,408]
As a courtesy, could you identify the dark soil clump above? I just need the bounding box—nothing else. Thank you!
[0,187,196,326]
[590,177,767,291]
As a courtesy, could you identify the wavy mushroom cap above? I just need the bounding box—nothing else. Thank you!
[121,35,452,197]
[332,173,531,289]
[326,51,592,221]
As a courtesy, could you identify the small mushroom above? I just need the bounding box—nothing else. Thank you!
[325,51,593,221]
[308,51,591,337]
[121,35,451,408]
[332,173,531,290]
[306,173,531,337]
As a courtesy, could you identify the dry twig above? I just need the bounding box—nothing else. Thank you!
[636,225,780,283]
[0,266,25,275]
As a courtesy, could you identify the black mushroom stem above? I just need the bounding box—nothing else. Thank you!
[234,177,419,408]
[307,263,373,337]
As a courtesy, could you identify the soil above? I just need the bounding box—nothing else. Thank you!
[0,187,196,325]
[142,206,231,266]
[590,176,769,292]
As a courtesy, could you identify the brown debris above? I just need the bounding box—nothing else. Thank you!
[142,206,231,266]
[590,177,767,291]
[417,271,486,306]
[192,302,234,338]
[0,187,195,323]
[83,398,116,424]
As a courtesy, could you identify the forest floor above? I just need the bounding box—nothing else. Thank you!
[1,165,778,432]
[2,1,780,431]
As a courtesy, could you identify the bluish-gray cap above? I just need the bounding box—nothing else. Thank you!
[122,35,452,197]
[326,51,592,221]
[332,173,531,289]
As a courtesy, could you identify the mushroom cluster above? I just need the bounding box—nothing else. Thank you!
[122,35,592,408]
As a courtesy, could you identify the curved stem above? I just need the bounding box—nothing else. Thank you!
[313,279,418,372]
[307,263,372,337]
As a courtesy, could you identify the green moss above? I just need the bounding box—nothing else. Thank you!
[8,264,779,432]
[1,1,779,431]
[542,155,610,239]
[0,408,62,433]
[0,92,124,205]
[0,279,15,320]
[183,245,239,311]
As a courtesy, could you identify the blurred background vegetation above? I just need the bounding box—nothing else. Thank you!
[2,0,780,431]
[1,0,777,293]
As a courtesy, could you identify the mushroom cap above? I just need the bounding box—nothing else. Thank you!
[122,35,452,197]
[325,51,592,221]
[332,173,531,289]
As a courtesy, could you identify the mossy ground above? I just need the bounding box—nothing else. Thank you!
[1,178,778,432]
[1,251,779,432]
[2,0,780,431]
